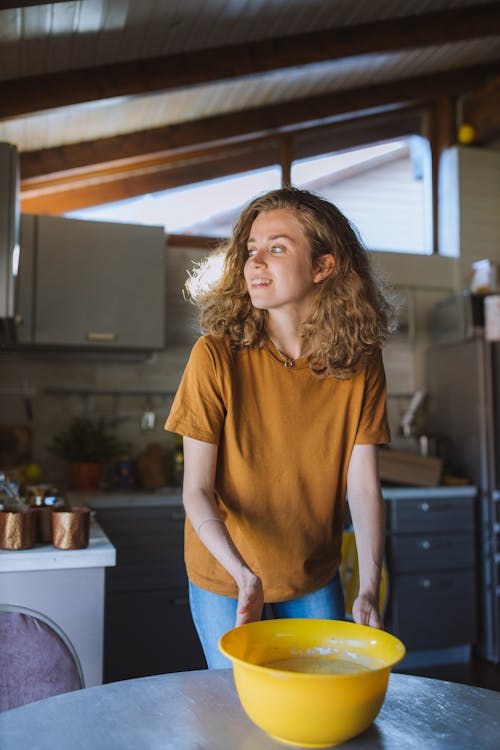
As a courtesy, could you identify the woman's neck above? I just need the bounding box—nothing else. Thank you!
[266,315,308,360]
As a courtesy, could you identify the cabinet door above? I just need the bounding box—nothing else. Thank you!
[34,215,165,349]
[104,587,206,682]
[389,570,477,650]
[97,506,206,679]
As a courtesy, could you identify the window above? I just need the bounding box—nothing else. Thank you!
[291,136,433,254]
[68,120,433,254]
[67,165,281,238]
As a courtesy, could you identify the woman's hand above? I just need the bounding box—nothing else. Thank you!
[352,593,383,630]
[236,573,264,626]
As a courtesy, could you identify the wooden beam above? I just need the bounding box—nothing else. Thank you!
[20,61,500,181]
[20,109,427,212]
[3,3,500,119]
[461,73,500,144]
[423,97,457,253]
[20,139,281,214]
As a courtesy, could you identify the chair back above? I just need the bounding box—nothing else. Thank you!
[0,604,84,712]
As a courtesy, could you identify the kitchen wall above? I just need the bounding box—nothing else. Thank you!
[0,145,498,485]
[0,243,454,483]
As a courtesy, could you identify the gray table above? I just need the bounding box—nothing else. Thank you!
[1,669,499,749]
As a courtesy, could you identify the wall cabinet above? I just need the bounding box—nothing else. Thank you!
[95,505,206,682]
[386,492,477,652]
[16,214,166,351]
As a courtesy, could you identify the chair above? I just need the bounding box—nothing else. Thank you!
[340,529,389,621]
[0,604,84,712]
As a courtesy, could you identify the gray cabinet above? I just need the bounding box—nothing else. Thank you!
[17,214,166,350]
[95,505,206,682]
[386,493,477,651]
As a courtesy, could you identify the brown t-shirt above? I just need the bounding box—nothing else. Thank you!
[165,335,390,602]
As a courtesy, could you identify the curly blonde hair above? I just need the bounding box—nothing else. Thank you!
[186,187,395,378]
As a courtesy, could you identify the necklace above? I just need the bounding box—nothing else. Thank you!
[269,339,296,369]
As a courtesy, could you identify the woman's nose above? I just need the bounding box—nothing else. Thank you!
[249,249,266,266]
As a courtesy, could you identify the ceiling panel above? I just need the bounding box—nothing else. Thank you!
[0,0,499,211]
[0,0,497,80]
[2,34,499,153]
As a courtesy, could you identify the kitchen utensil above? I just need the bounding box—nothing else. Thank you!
[219,618,405,747]
[141,396,156,431]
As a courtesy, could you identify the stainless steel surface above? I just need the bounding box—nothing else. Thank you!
[0,669,499,749]
[427,338,500,663]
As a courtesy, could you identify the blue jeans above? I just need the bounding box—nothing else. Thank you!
[188,575,345,670]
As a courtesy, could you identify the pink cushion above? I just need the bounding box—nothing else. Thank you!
[0,612,82,711]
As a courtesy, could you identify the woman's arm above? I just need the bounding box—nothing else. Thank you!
[346,443,385,629]
[182,435,263,625]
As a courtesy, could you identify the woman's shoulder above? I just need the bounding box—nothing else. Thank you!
[190,334,234,366]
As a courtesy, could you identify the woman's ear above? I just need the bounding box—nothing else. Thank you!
[313,253,335,283]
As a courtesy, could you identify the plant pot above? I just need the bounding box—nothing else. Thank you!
[69,462,101,490]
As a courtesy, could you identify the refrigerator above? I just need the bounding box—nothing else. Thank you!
[426,334,500,663]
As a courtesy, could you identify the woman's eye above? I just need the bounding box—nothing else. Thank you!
[247,248,257,257]
[271,245,284,254]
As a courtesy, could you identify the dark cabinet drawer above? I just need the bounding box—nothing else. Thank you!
[389,497,474,533]
[106,559,187,592]
[389,532,475,572]
[103,586,206,682]
[389,569,477,650]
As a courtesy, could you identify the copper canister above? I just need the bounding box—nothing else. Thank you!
[23,485,66,543]
[51,506,90,549]
[0,508,36,550]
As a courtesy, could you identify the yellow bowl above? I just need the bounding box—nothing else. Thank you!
[219,618,405,748]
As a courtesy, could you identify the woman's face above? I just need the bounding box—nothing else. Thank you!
[244,209,325,316]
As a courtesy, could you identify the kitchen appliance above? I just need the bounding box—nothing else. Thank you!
[430,290,485,344]
[426,334,500,663]
[0,142,20,345]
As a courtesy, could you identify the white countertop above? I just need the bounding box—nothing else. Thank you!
[0,519,116,573]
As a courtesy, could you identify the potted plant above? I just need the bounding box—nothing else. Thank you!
[49,417,125,490]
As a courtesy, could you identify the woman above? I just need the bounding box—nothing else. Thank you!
[165,187,393,668]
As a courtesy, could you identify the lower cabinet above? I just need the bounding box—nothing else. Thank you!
[95,505,206,683]
[385,492,477,652]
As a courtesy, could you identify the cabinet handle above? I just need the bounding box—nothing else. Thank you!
[86,332,118,342]
[418,539,450,551]
[417,501,451,512]
[418,577,452,590]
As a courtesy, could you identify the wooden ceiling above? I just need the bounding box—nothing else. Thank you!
[1,0,499,214]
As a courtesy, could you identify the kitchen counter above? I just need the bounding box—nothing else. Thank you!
[381,485,477,500]
[68,487,183,509]
[69,484,477,510]
[0,518,115,573]
[1,669,499,750]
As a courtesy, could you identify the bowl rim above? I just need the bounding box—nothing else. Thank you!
[218,618,406,678]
